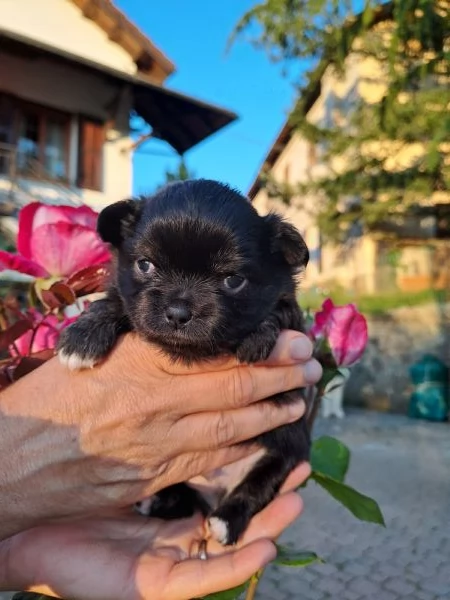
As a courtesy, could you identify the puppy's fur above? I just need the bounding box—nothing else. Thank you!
[57,179,310,545]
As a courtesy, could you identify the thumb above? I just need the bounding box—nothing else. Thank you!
[263,330,313,366]
[160,539,276,600]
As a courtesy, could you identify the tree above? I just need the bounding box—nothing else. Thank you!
[232,1,450,243]
[162,158,196,185]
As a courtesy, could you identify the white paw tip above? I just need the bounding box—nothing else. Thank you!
[134,497,154,516]
[58,350,97,371]
[208,516,229,545]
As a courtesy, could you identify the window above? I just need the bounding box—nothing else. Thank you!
[0,95,15,176]
[0,94,104,191]
[16,102,70,181]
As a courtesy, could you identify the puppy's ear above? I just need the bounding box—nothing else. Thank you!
[97,199,142,247]
[264,213,309,270]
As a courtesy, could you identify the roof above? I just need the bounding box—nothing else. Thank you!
[247,2,394,199]
[69,0,175,83]
[0,30,237,155]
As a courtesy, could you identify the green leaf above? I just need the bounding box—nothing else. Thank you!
[275,545,324,567]
[200,582,248,600]
[311,436,350,482]
[318,366,339,390]
[311,472,385,526]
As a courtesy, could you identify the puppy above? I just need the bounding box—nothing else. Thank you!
[57,179,310,545]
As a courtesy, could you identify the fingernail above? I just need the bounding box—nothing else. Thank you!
[303,359,323,384]
[290,336,313,361]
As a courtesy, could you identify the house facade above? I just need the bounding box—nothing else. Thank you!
[249,20,449,296]
[0,0,236,232]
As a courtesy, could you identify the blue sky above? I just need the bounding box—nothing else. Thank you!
[115,0,299,196]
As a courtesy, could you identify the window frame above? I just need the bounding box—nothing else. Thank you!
[14,97,72,184]
[0,93,105,191]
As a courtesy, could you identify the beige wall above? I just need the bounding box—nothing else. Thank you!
[0,0,137,74]
[252,54,369,290]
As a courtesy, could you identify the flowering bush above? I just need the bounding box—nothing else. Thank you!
[0,203,111,386]
[0,203,110,279]
[0,203,383,600]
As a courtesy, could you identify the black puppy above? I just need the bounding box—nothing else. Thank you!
[57,179,310,545]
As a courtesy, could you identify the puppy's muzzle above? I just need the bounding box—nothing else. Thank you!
[165,299,192,328]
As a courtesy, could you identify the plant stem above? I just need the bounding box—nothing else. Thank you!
[306,385,320,432]
[245,569,263,600]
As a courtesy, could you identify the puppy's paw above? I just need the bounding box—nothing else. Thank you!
[208,516,231,545]
[236,336,274,364]
[57,318,116,371]
[208,503,250,546]
[58,348,97,370]
[134,497,155,516]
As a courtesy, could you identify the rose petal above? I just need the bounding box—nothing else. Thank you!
[18,203,100,258]
[29,222,111,277]
[310,298,335,338]
[338,312,368,366]
[17,203,41,259]
[311,299,368,367]
[11,311,77,356]
[0,250,49,278]
[327,305,368,366]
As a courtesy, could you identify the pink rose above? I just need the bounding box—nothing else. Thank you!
[10,310,77,356]
[0,203,110,279]
[311,299,368,366]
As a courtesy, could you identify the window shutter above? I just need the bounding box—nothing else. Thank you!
[77,118,104,191]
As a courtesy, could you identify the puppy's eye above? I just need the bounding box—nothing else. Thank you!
[223,275,247,292]
[136,259,155,275]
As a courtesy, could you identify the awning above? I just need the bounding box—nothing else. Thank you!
[0,29,238,154]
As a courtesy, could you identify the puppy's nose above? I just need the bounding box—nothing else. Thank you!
[165,301,192,328]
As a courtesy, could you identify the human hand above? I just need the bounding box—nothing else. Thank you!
[1,463,311,600]
[0,331,321,537]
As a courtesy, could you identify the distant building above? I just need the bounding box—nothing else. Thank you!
[0,0,236,238]
[248,11,448,295]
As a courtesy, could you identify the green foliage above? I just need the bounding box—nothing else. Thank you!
[274,545,324,567]
[232,0,450,242]
[299,286,444,315]
[164,158,195,183]
[309,436,385,525]
[311,471,386,526]
[311,435,350,481]
[201,583,249,600]
[155,158,196,192]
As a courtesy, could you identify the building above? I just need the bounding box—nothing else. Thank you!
[0,0,237,235]
[248,7,449,296]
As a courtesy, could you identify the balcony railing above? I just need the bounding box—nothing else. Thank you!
[0,143,83,214]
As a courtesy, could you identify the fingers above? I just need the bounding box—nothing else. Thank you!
[280,461,312,493]
[161,539,276,600]
[143,444,264,495]
[172,398,306,453]
[185,357,322,414]
[155,331,314,375]
[204,491,303,560]
[239,491,303,543]
[263,330,314,365]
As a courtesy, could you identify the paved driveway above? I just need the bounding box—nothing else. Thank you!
[259,410,450,600]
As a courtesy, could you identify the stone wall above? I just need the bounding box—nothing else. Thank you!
[344,302,450,413]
